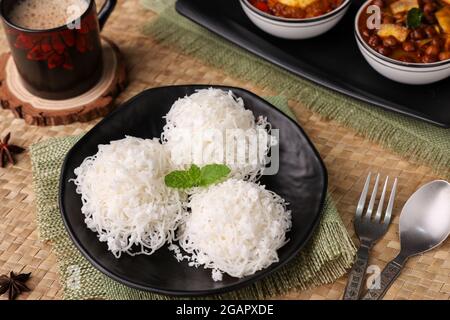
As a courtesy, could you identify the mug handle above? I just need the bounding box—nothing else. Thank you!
[98,0,117,30]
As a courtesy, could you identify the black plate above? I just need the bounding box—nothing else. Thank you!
[176,0,450,128]
[59,85,327,296]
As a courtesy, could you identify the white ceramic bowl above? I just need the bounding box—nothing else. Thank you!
[355,0,450,85]
[240,0,351,40]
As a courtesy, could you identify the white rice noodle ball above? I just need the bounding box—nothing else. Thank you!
[174,178,291,281]
[162,88,275,181]
[72,136,186,258]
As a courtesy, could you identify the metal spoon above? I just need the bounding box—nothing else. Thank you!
[362,180,450,300]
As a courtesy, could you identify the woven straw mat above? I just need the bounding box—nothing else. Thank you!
[0,0,449,300]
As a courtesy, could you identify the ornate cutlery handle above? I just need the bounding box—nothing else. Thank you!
[343,245,370,300]
[361,255,408,300]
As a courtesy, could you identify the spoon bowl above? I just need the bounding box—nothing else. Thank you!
[400,180,450,256]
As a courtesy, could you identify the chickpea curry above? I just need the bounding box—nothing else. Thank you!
[359,0,450,63]
[249,0,345,19]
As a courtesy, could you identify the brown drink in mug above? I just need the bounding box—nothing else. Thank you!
[0,0,117,100]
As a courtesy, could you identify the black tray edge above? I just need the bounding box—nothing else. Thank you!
[175,0,450,128]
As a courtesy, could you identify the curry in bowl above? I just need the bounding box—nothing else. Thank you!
[358,0,450,63]
[249,0,345,19]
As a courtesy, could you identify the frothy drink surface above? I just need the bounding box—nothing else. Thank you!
[8,0,89,30]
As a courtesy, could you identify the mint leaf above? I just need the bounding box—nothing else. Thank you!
[199,164,231,187]
[407,8,423,29]
[187,164,201,185]
[165,164,231,189]
[164,170,193,189]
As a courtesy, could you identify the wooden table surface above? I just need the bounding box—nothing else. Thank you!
[0,0,449,300]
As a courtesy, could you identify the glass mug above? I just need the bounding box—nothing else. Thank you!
[0,0,117,100]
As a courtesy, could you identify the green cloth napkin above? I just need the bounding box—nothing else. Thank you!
[141,0,450,180]
[31,96,356,300]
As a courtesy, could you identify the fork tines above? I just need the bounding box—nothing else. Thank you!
[356,173,398,225]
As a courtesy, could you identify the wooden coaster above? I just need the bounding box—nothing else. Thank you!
[0,37,127,126]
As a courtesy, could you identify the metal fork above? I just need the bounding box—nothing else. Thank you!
[343,173,398,300]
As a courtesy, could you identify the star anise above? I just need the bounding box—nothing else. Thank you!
[0,272,31,300]
[0,132,25,168]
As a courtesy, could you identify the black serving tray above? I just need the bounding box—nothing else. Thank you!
[176,0,450,128]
